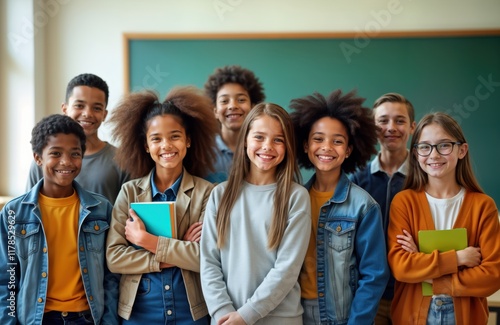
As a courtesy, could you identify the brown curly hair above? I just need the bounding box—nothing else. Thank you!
[290,89,378,174]
[204,65,265,105]
[109,86,218,179]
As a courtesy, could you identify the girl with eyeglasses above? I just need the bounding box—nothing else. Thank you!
[387,112,500,325]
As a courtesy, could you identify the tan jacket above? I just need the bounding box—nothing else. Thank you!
[106,169,214,321]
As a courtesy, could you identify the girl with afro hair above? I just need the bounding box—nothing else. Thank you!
[290,89,389,325]
[106,86,218,324]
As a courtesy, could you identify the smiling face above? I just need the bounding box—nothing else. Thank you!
[214,83,252,133]
[415,123,468,183]
[34,133,83,198]
[62,86,107,139]
[245,115,286,183]
[305,117,351,176]
[374,102,415,154]
[145,114,190,175]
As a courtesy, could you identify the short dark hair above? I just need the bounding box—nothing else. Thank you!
[31,114,86,156]
[373,92,415,123]
[65,73,109,106]
[204,65,265,105]
[290,89,378,174]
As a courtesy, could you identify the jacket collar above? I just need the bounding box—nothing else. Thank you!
[304,170,351,204]
[137,167,195,219]
[22,179,102,209]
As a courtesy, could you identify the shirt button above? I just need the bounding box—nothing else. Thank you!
[321,208,327,213]
[167,310,172,315]
[317,240,323,245]
[43,247,47,253]
[21,229,26,235]
[165,285,170,291]
[318,223,324,228]
[436,300,443,306]
[94,225,100,231]
[80,246,84,252]
[62,311,68,317]
[83,268,88,273]
[89,295,93,301]
[37,297,43,303]
[318,272,323,277]
[41,272,47,278]
[319,293,324,297]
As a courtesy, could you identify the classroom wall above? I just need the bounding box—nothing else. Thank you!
[2,0,500,197]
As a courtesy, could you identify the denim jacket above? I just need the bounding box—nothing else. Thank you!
[0,180,119,325]
[304,172,389,325]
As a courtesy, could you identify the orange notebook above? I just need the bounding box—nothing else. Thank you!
[418,228,467,296]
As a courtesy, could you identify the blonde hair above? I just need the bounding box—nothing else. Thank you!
[216,103,300,249]
[405,112,483,193]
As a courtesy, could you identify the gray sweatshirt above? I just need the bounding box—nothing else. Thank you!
[201,181,311,325]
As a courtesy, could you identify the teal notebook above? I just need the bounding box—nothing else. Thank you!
[418,228,467,296]
[130,202,177,239]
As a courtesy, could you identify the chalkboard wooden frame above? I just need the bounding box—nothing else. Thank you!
[123,30,500,204]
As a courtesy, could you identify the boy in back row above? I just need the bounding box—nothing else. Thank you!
[0,114,119,324]
[350,93,416,324]
[26,73,129,205]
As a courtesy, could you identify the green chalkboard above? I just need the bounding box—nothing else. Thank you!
[126,33,500,205]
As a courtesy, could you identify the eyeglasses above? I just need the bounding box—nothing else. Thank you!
[414,142,462,157]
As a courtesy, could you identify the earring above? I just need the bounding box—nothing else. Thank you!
[346,155,349,158]
[187,144,191,148]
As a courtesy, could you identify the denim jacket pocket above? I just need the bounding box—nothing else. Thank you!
[325,220,355,251]
[14,222,41,259]
[81,220,109,252]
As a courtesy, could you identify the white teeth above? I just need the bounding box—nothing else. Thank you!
[429,163,443,167]
[79,121,93,126]
[318,155,333,160]
[259,154,273,159]
[162,153,176,158]
[56,170,72,174]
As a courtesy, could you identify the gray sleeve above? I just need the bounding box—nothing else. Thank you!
[25,160,43,191]
[200,185,237,321]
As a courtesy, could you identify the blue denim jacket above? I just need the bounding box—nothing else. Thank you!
[0,180,119,325]
[304,172,389,325]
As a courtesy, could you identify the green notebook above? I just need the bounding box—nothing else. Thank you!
[418,228,467,296]
[130,202,177,239]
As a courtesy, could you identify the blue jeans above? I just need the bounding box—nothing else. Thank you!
[42,310,94,324]
[426,295,456,325]
[123,267,208,325]
[302,299,321,325]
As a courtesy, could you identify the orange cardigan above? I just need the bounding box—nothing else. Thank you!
[387,189,500,325]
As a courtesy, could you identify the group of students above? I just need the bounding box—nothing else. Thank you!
[1,67,499,325]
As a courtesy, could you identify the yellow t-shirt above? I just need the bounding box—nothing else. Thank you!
[39,191,89,312]
[300,187,333,299]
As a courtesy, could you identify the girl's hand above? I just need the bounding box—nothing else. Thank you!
[396,229,418,253]
[183,221,203,242]
[217,311,246,325]
[125,209,147,245]
[457,246,481,267]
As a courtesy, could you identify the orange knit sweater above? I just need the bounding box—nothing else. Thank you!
[388,189,500,325]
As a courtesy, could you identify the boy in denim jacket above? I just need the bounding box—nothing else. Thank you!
[0,114,119,325]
